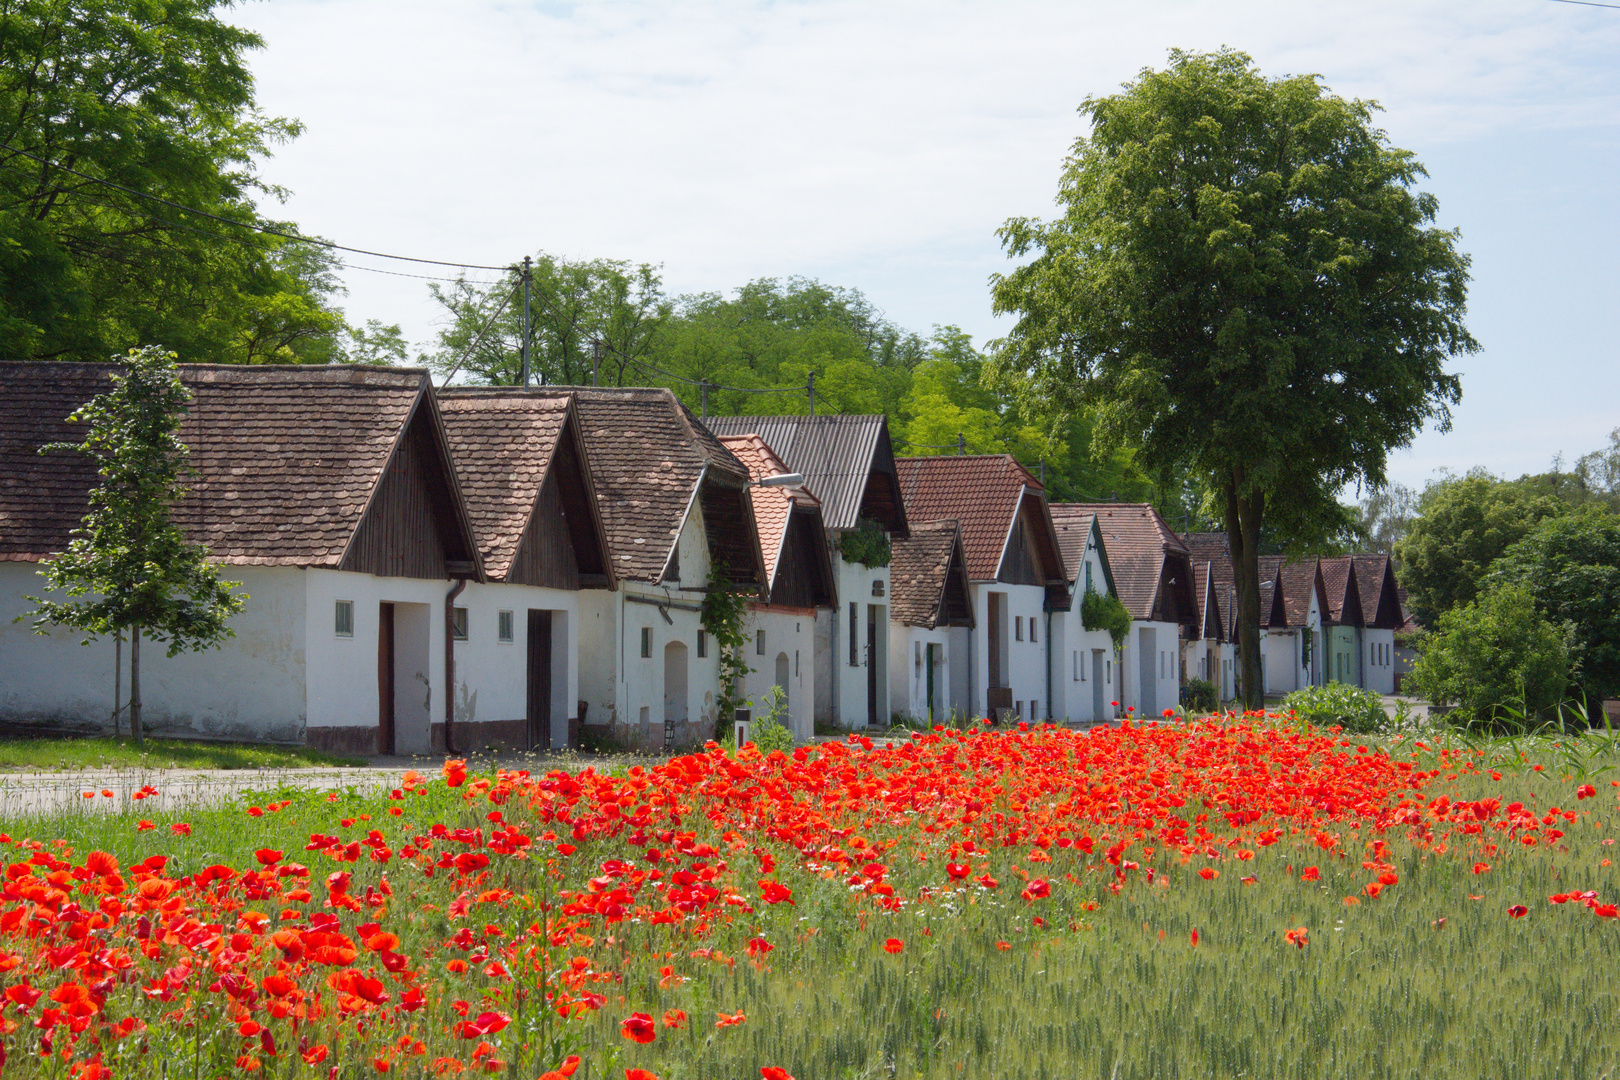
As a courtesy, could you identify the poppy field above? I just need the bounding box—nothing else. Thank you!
[2,716,1619,1079]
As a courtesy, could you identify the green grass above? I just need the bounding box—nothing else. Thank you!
[4,728,1620,1078]
[0,733,364,772]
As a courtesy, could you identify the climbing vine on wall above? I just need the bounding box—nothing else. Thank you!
[1082,589,1132,651]
[837,519,891,569]
[701,568,753,741]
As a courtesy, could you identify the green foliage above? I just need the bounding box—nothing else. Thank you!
[701,569,752,741]
[0,0,388,363]
[426,253,668,385]
[0,735,360,771]
[837,519,892,569]
[1081,589,1131,650]
[1394,468,1569,626]
[18,346,246,741]
[988,48,1475,709]
[1486,507,1620,702]
[1180,677,1218,712]
[1281,682,1390,734]
[745,685,796,753]
[1406,584,1574,730]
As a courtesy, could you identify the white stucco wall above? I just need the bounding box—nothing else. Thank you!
[890,623,952,724]
[969,581,1048,722]
[1049,537,1120,724]
[741,607,815,742]
[1,562,308,741]
[449,581,579,748]
[582,504,723,749]
[821,551,889,728]
[1263,630,1300,695]
[1119,619,1181,720]
[1362,627,1395,695]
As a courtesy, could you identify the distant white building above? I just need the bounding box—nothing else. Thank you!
[887,520,974,723]
[1047,509,1124,724]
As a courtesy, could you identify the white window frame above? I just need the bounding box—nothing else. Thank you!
[334,599,354,639]
[497,609,514,644]
[452,606,469,642]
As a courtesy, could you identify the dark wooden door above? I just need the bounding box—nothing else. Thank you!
[527,610,552,750]
[925,644,936,722]
[866,606,878,726]
[377,602,396,755]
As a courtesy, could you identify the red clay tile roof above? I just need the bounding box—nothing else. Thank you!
[0,362,473,568]
[1351,554,1405,629]
[1318,556,1364,625]
[1051,509,1094,582]
[1279,560,1325,628]
[1055,503,1189,622]
[895,455,1063,584]
[717,433,820,587]
[542,387,759,587]
[890,519,973,629]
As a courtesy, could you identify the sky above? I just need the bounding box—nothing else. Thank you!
[231,0,1620,493]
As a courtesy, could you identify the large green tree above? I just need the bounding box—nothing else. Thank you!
[1393,468,1568,626]
[0,0,390,363]
[989,48,1476,708]
[1486,507,1620,705]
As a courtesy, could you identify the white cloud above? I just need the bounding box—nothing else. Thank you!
[233,0,1620,487]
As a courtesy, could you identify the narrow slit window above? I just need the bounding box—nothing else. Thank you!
[334,600,354,638]
[497,610,514,643]
[697,630,707,658]
[641,627,652,659]
[1030,618,1037,644]
[757,629,766,656]
[849,603,859,666]
[452,606,469,642]
[1015,617,1024,642]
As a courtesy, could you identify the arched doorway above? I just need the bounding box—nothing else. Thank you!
[663,641,689,742]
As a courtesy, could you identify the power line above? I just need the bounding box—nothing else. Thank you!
[0,142,512,271]
[1549,0,1620,8]
[442,284,521,384]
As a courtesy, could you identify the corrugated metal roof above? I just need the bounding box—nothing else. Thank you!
[702,414,906,534]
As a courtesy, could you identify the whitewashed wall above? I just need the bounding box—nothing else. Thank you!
[1263,630,1300,695]
[1362,627,1396,695]
[889,623,951,724]
[452,581,579,748]
[1120,619,1181,720]
[0,562,307,741]
[741,607,815,742]
[822,552,889,728]
[969,581,1047,722]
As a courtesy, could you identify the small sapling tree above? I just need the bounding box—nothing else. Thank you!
[19,346,246,744]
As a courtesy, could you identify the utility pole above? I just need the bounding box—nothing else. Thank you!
[591,339,602,387]
[700,381,710,419]
[520,255,532,388]
[1039,459,1046,486]
[956,433,965,456]
[807,372,816,417]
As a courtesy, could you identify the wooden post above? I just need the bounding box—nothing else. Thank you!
[130,625,143,746]
[112,629,122,738]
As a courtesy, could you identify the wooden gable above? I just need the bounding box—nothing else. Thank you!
[1151,552,1197,630]
[857,423,909,537]
[505,412,611,589]
[342,399,479,580]
[698,479,767,596]
[997,492,1065,588]
[770,509,836,609]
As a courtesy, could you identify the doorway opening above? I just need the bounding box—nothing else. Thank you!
[527,610,552,750]
[663,641,689,746]
[377,603,395,755]
[1137,626,1158,717]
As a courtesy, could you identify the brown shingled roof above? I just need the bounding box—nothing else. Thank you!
[717,434,814,583]
[1054,503,1192,624]
[1319,556,1363,626]
[1279,560,1326,628]
[895,456,1065,589]
[542,387,763,590]
[1,362,481,572]
[890,520,974,629]
[437,391,613,586]
[1351,553,1404,629]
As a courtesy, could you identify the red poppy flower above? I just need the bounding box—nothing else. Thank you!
[715,1010,746,1028]
[1300,866,1320,881]
[1508,905,1529,918]
[255,848,283,866]
[882,938,904,954]
[759,881,793,905]
[620,1012,656,1044]
[945,862,970,880]
[663,1009,687,1029]
[1578,784,1597,800]
[456,1012,512,1039]
[442,759,469,787]
[1020,878,1051,902]
[1284,927,1309,949]
[761,1069,796,1080]
[1198,868,1218,880]
[625,1071,662,1080]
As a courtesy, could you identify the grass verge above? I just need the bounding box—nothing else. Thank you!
[0,734,364,772]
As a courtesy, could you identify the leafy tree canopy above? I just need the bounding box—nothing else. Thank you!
[1487,507,1620,703]
[1394,468,1570,626]
[0,0,398,364]
[987,47,1476,706]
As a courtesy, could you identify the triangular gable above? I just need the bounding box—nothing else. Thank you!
[890,519,974,629]
[341,385,483,581]
[716,432,834,608]
[1352,554,1404,630]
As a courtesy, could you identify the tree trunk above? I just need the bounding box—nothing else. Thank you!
[1223,476,1266,712]
[112,629,122,739]
[130,625,143,746]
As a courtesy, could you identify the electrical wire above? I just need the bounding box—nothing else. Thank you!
[441,284,520,384]
[0,141,513,271]
[1549,0,1620,8]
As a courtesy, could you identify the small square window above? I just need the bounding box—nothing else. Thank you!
[756,629,766,656]
[334,600,354,638]
[497,610,514,643]
[452,607,469,642]
[697,630,707,658]
[641,627,652,659]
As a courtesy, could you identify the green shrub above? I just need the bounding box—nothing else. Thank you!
[1081,590,1131,650]
[837,519,891,568]
[1181,677,1217,712]
[1405,583,1573,731]
[746,685,797,753]
[1281,681,1389,734]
